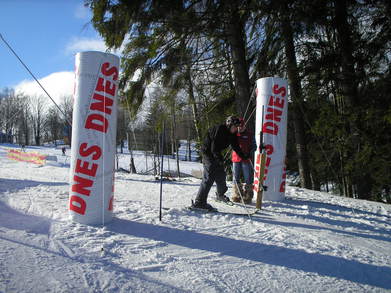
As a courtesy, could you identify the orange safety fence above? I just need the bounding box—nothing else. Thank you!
[7,149,47,165]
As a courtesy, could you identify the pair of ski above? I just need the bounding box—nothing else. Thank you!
[187,198,259,217]
[188,156,267,218]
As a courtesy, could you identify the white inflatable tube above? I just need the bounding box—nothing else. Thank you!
[253,77,288,201]
[69,51,120,225]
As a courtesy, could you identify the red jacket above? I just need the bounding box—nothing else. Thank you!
[231,130,255,163]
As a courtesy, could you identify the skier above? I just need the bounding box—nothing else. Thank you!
[62,146,66,156]
[192,116,250,210]
[231,118,256,204]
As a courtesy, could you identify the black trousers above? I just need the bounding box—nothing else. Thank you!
[194,156,228,204]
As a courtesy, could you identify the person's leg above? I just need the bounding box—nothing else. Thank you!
[232,162,241,185]
[242,162,252,185]
[242,162,253,203]
[231,162,242,202]
[194,161,216,205]
[215,164,228,198]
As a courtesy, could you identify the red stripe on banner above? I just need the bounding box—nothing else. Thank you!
[7,149,46,165]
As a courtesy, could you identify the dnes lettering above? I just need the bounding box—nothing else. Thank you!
[69,143,102,215]
[85,62,118,133]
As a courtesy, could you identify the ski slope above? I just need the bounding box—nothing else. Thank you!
[0,144,390,292]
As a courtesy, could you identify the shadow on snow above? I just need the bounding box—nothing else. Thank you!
[252,213,391,243]
[265,198,391,236]
[0,201,51,235]
[108,217,391,290]
[0,203,186,293]
[0,177,67,194]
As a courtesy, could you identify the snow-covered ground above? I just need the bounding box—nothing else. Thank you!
[0,144,390,293]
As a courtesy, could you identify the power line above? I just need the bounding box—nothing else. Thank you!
[0,33,72,127]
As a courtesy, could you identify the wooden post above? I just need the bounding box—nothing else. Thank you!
[255,153,267,209]
[254,106,267,209]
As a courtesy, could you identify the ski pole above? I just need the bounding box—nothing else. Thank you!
[159,122,165,221]
[233,176,253,221]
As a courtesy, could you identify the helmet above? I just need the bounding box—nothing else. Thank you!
[226,116,241,127]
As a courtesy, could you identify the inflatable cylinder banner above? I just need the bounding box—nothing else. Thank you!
[69,51,119,225]
[253,77,288,201]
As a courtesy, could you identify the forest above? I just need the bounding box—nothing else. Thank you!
[87,0,390,202]
[1,0,390,203]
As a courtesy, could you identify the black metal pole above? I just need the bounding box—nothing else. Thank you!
[159,122,165,221]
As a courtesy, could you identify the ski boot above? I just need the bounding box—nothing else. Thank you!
[231,183,243,203]
[243,183,253,204]
[191,200,217,212]
[215,193,233,205]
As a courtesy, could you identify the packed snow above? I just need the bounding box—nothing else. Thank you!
[0,144,390,292]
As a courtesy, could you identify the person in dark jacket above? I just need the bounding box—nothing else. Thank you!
[192,116,249,210]
[231,118,256,203]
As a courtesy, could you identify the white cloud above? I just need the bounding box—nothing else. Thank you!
[14,71,74,107]
[65,33,130,57]
[66,37,108,55]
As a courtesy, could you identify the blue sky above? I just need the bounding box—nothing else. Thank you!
[0,0,109,100]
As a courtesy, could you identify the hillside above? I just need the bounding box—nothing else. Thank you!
[0,144,390,292]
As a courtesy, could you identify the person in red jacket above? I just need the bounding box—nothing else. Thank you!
[192,116,249,211]
[231,118,256,204]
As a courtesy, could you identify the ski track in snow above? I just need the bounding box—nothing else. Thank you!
[0,144,390,292]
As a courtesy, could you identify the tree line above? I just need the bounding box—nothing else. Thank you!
[0,89,73,146]
[87,0,390,203]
